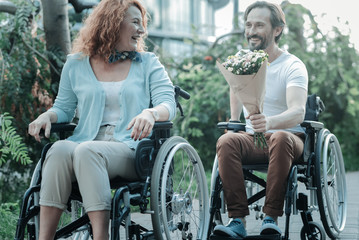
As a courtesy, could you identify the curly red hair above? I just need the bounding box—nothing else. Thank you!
[72,0,148,61]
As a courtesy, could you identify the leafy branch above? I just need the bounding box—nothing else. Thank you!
[0,113,31,165]
[20,34,61,76]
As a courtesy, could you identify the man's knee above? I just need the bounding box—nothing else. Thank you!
[269,131,293,146]
[268,131,305,163]
[217,132,240,151]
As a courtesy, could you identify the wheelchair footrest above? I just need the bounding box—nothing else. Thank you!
[128,223,155,240]
[210,234,281,240]
[245,235,281,240]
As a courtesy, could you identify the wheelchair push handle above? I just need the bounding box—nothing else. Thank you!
[175,85,190,100]
[174,85,190,117]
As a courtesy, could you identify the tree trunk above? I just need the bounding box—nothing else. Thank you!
[41,0,71,88]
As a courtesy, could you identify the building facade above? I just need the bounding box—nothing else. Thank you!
[145,0,236,57]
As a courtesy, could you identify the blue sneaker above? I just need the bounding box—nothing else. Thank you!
[213,218,247,239]
[260,216,282,235]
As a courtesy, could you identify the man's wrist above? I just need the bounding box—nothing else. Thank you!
[229,119,241,123]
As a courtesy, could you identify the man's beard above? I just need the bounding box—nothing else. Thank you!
[247,34,270,51]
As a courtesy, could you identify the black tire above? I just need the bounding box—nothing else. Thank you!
[300,221,326,240]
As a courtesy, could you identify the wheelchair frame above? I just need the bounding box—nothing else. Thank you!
[207,95,347,240]
[15,86,210,240]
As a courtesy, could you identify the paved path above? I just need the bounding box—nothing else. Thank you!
[131,171,359,239]
[333,171,359,239]
[244,171,359,239]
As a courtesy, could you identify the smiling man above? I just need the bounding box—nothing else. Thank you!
[213,1,308,238]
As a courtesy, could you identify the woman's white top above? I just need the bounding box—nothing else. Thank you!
[99,81,124,126]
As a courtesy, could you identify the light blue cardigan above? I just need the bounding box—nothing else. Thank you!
[48,52,176,149]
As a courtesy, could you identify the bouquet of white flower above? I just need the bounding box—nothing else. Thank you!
[217,50,269,148]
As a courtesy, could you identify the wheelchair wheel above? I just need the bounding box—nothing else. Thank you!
[208,155,230,233]
[25,161,42,240]
[315,129,347,239]
[150,136,209,240]
[300,221,326,240]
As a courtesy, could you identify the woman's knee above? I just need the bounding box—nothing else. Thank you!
[72,142,106,170]
[43,140,77,169]
[41,141,77,206]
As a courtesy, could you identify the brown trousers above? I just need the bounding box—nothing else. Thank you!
[216,131,305,218]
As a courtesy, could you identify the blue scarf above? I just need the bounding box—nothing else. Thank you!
[108,50,142,63]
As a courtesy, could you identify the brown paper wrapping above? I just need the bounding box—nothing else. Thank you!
[216,59,267,115]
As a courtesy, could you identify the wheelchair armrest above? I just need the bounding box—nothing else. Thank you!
[45,122,170,137]
[49,122,169,133]
[39,123,76,135]
[38,123,76,140]
[153,121,173,130]
[150,121,173,141]
[50,123,77,133]
[300,120,324,130]
[217,121,246,132]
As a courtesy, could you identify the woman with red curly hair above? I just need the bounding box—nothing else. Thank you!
[28,0,176,239]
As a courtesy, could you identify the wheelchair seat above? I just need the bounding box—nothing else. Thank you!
[208,94,347,240]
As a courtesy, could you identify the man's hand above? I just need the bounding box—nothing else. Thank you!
[247,113,270,133]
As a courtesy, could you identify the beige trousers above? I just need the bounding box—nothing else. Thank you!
[39,126,136,212]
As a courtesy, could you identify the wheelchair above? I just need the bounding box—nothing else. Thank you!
[15,86,209,240]
[207,95,347,240]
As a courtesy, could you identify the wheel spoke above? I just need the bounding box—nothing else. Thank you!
[316,131,347,237]
[150,136,209,239]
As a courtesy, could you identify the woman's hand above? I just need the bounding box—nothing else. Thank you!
[28,112,54,142]
[127,109,155,141]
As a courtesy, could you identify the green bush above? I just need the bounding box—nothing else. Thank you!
[1,113,31,165]
[282,3,359,171]
[0,1,64,204]
[0,113,32,204]
[0,202,19,239]
[0,0,64,145]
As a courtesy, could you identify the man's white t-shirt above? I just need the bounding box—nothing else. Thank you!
[243,50,308,134]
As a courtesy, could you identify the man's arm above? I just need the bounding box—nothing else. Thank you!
[250,86,307,132]
[230,88,243,121]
